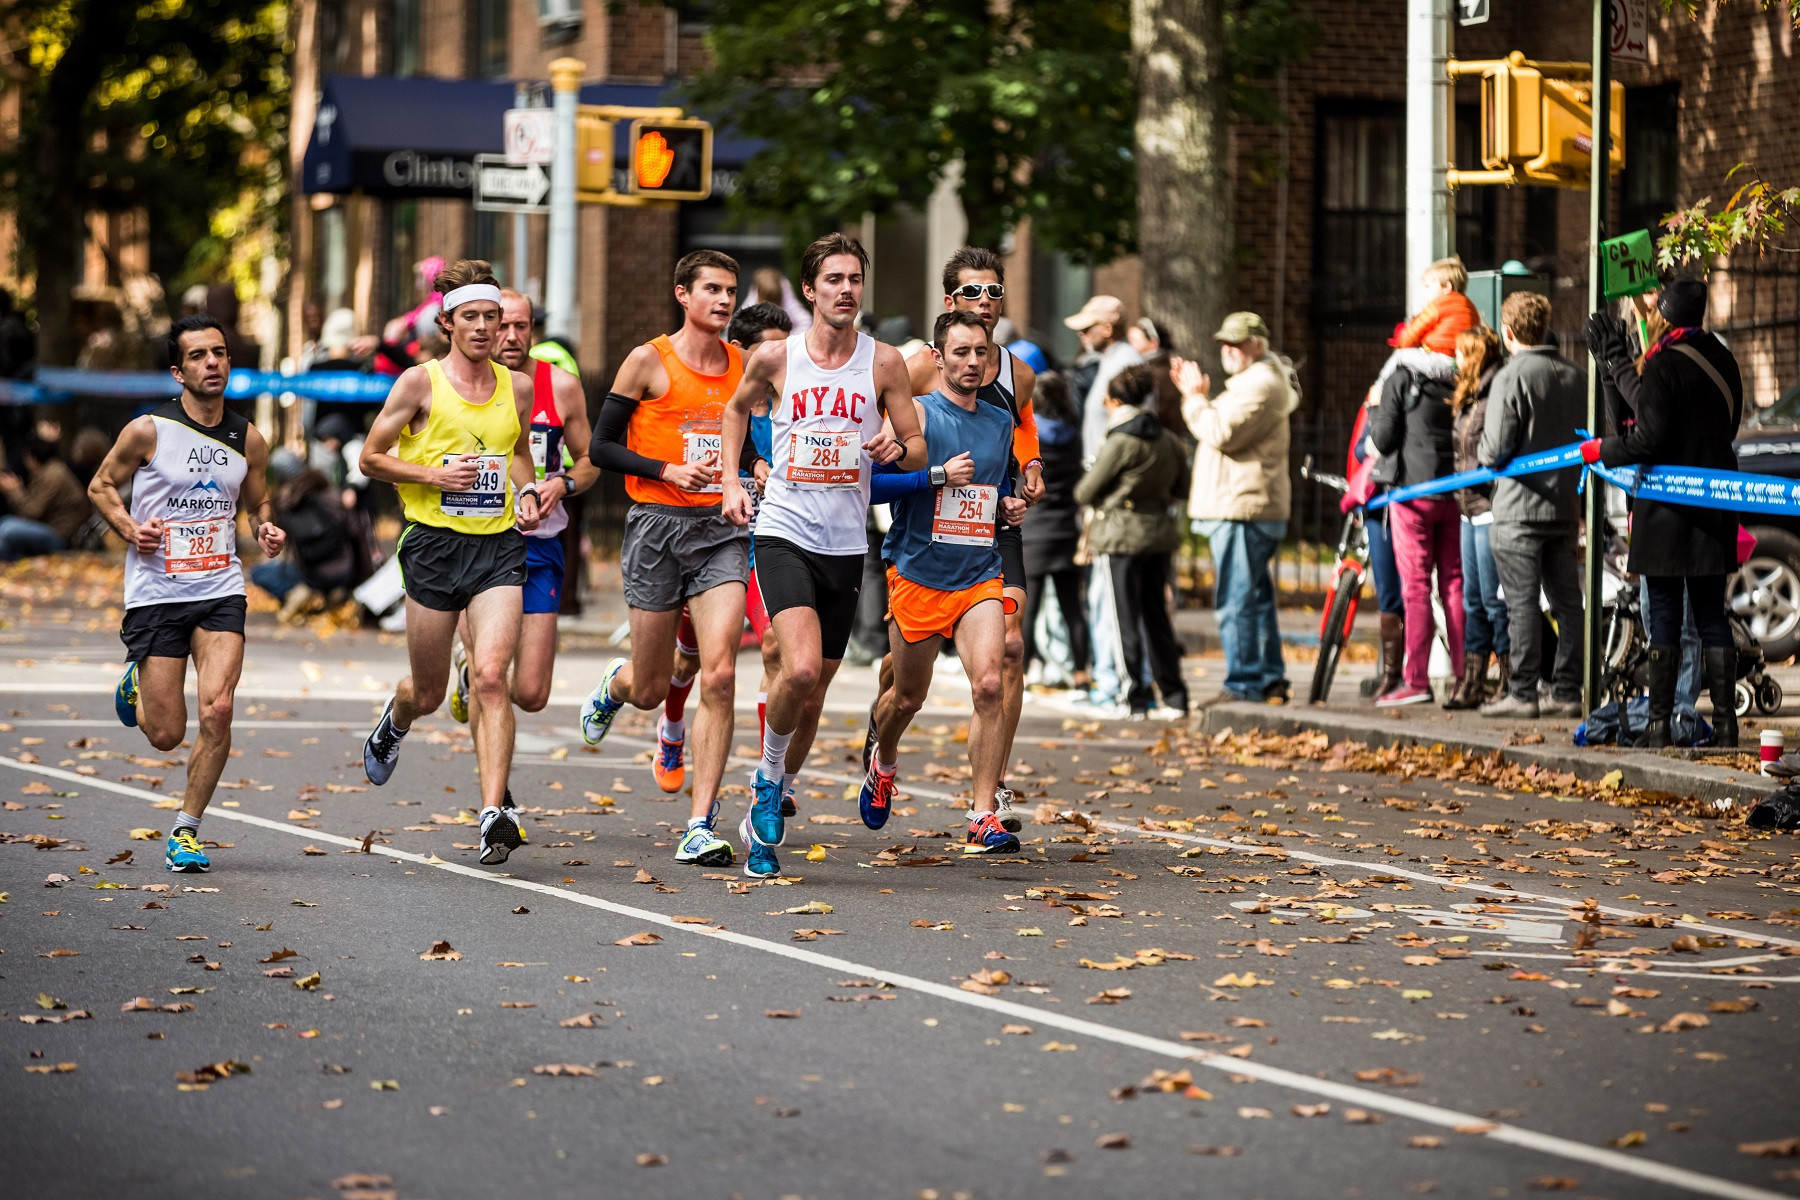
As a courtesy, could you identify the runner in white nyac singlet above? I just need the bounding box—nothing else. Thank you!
[87,314,285,874]
[718,232,925,879]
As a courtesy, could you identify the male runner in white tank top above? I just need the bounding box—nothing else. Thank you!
[719,233,925,878]
[88,314,286,873]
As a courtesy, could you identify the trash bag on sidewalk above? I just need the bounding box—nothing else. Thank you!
[1747,784,1800,831]
[1574,697,1712,748]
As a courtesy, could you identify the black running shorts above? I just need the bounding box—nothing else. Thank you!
[752,535,864,660]
[398,524,527,613]
[120,594,247,661]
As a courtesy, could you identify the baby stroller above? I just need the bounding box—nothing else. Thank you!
[1599,571,1782,718]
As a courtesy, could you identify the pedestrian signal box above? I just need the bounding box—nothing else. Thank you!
[576,107,613,199]
[1448,52,1624,189]
[627,120,712,201]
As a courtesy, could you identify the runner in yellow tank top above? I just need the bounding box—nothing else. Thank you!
[356,259,547,868]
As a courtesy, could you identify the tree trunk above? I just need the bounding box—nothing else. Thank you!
[30,4,114,366]
[1131,0,1232,373]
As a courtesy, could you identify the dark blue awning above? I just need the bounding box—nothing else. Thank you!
[301,74,758,199]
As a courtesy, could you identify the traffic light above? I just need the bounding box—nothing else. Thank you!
[576,108,613,198]
[626,119,712,201]
[1450,53,1624,189]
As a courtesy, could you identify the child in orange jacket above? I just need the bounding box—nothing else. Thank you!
[1393,257,1480,354]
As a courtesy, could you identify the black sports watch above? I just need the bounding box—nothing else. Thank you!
[929,464,947,489]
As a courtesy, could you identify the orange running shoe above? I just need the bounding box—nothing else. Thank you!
[653,722,686,793]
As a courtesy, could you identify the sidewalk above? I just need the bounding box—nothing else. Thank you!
[1193,658,1793,807]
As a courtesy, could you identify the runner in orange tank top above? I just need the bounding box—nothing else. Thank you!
[579,250,757,869]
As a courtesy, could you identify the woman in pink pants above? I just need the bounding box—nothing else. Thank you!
[1365,360,1464,706]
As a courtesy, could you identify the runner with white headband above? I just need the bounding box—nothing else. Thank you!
[357,258,545,867]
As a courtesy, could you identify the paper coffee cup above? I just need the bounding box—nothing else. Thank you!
[1761,728,1784,774]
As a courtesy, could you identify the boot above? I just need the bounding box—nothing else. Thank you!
[1643,644,1679,749]
[1374,612,1404,700]
[1704,645,1739,748]
[1443,651,1489,710]
[1492,653,1512,703]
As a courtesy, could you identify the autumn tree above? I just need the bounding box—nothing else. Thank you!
[0,0,289,365]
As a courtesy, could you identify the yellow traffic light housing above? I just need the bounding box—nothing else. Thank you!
[1449,52,1624,189]
[575,107,613,202]
[626,119,713,201]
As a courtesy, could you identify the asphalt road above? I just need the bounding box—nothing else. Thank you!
[3,619,1800,1200]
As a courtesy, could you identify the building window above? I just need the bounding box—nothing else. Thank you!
[469,0,510,78]
[1454,104,1497,270]
[1621,83,1680,238]
[392,0,423,77]
[1314,103,1405,326]
[385,200,420,322]
[1523,187,1560,270]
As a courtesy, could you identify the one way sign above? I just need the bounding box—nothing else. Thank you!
[473,154,550,213]
[1457,0,1489,24]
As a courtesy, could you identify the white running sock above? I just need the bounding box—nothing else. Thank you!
[173,811,202,833]
[781,772,796,796]
[875,755,896,776]
[479,805,500,827]
[760,726,794,783]
[661,715,686,742]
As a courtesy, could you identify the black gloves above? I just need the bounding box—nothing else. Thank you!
[1584,310,1628,369]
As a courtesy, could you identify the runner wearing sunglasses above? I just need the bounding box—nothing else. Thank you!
[899,247,1042,833]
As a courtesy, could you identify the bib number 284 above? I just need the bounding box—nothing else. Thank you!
[785,431,861,489]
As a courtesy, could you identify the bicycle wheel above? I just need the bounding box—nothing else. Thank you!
[1310,567,1362,704]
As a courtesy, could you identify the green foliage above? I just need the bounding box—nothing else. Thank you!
[1656,164,1800,267]
[1655,0,1800,26]
[0,0,290,295]
[684,0,1314,266]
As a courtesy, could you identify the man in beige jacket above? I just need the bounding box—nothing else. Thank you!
[1175,312,1298,703]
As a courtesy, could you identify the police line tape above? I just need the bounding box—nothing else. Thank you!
[2,368,395,406]
[1366,439,1800,517]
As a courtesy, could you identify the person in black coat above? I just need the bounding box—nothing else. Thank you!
[1581,277,1745,747]
[1020,371,1091,687]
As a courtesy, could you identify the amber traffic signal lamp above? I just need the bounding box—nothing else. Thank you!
[1446,51,1624,189]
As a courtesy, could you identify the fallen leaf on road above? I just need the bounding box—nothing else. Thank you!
[263,967,295,978]
[1610,1130,1647,1147]
[671,916,715,925]
[1041,1041,1077,1052]
[259,948,298,963]
[1212,972,1269,988]
[38,948,78,958]
[24,1062,77,1074]
[1456,1122,1499,1134]
[764,1009,802,1019]
[1292,1104,1330,1117]
[614,932,662,946]
[1344,1109,1385,1124]
[1237,1107,1272,1119]
[35,993,65,1010]
[1658,1012,1710,1033]
[1189,1145,1243,1156]
[19,1010,90,1025]
[420,941,462,961]
[127,828,159,840]
[106,851,132,865]
[321,1099,343,1109]
[635,1153,667,1167]
[783,901,834,915]
[292,972,322,990]
[559,1013,601,1028]
[512,906,530,915]
[1016,927,1043,937]
[499,1002,537,1008]
[533,1063,598,1077]
[805,845,827,862]
[1526,1178,1579,1191]
[1087,987,1133,1005]
[175,1060,250,1086]
[1739,1138,1800,1157]
[1409,1136,1443,1149]
[1001,1024,1034,1035]
[790,928,842,941]
[1096,1133,1131,1149]
[369,1079,400,1090]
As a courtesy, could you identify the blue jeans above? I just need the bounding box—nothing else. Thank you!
[1365,510,1404,616]
[1198,518,1287,699]
[1460,519,1510,658]
[1640,576,1705,709]
[0,516,66,563]
[251,559,305,603]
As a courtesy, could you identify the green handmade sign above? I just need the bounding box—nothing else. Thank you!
[1601,229,1658,300]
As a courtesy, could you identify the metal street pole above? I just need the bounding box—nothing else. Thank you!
[544,57,584,345]
[512,82,530,295]
[1582,0,1611,711]
[1405,0,1453,313]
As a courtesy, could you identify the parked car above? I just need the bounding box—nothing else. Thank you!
[1732,376,1800,663]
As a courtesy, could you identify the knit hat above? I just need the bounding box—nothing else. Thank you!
[1658,277,1708,328]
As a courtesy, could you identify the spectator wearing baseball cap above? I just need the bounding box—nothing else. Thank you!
[1066,293,1145,713]
[1069,295,1146,466]
[1174,311,1299,704]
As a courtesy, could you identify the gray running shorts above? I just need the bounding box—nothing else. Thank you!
[620,503,750,612]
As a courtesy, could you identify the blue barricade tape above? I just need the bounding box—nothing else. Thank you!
[1365,442,1586,510]
[25,367,395,404]
[0,378,53,406]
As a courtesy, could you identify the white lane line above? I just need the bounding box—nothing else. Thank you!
[0,755,1788,1200]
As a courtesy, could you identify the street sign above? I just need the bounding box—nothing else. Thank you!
[473,153,549,213]
[1610,0,1649,64]
[1456,0,1489,26]
[504,108,554,166]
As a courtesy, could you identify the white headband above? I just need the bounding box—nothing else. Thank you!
[443,283,502,311]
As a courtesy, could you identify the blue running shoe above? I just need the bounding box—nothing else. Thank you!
[746,770,786,847]
[165,827,210,873]
[739,815,780,878]
[859,764,896,830]
[579,658,627,746]
[362,697,406,786]
[780,785,798,819]
[115,662,139,728]
[966,811,1020,854]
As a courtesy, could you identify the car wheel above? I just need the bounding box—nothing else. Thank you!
[1730,527,1800,664]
